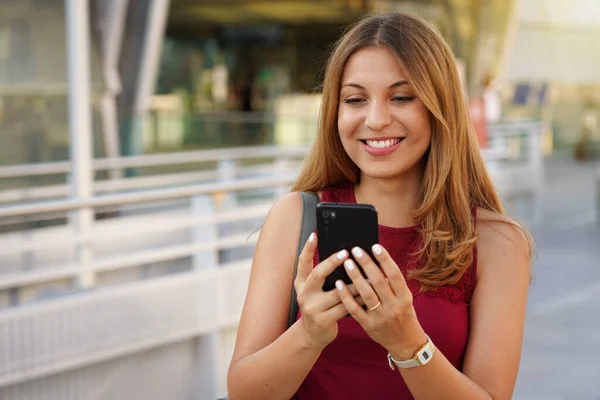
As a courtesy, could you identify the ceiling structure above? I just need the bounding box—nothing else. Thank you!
[167,0,369,30]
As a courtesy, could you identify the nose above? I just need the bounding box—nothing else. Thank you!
[365,101,392,131]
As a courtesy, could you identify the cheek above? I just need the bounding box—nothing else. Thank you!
[418,118,432,143]
[406,106,431,143]
[337,108,361,139]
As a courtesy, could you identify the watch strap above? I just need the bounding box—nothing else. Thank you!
[387,335,435,370]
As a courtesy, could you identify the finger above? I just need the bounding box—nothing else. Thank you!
[323,294,365,321]
[305,249,349,289]
[371,244,409,298]
[351,247,395,303]
[319,283,361,310]
[334,280,369,325]
[342,258,381,310]
[295,232,318,284]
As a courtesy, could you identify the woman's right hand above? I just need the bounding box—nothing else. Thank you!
[294,233,364,350]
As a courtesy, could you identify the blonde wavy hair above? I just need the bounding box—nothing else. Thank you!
[291,13,529,290]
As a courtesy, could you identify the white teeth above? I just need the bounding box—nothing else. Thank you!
[365,139,401,149]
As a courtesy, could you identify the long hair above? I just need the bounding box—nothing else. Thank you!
[291,13,530,290]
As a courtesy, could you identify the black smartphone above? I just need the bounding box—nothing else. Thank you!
[316,202,380,292]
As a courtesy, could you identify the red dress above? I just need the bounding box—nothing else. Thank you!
[293,183,477,400]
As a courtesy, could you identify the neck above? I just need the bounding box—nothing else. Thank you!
[354,166,424,228]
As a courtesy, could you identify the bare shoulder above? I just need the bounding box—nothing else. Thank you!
[229,192,307,364]
[263,192,304,234]
[475,208,531,281]
[252,191,306,286]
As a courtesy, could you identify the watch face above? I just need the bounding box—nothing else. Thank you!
[417,346,433,365]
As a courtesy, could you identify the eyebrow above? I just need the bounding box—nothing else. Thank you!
[341,80,409,89]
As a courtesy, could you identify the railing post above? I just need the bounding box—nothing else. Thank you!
[214,159,237,211]
[193,160,237,399]
[274,157,292,198]
[192,192,222,400]
[596,167,600,225]
[66,0,95,288]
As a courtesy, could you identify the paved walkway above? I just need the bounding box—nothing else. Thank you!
[508,157,600,399]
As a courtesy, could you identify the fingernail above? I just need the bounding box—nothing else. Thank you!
[308,233,315,243]
[344,259,354,271]
[335,280,344,291]
[337,250,348,260]
[352,247,363,258]
[372,244,383,255]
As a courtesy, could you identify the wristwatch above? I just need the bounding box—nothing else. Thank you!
[387,335,435,370]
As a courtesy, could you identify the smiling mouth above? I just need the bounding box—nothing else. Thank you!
[360,138,404,149]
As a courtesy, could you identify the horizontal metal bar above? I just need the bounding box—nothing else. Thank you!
[0,231,259,290]
[488,121,544,136]
[0,169,219,204]
[0,197,190,227]
[0,161,72,179]
[0,161,301,204]
[0,259,252,319]
[0,174,296,218]
[0,184,68,203]
[0,204,271,256]
[0,144,309,179]
[0,203,271,256]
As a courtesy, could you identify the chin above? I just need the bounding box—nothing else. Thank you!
[358,164,410,181]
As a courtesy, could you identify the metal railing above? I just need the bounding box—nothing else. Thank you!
[0,164,296,398]
[0,120,545,399]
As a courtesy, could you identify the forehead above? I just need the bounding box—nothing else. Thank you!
[341,46,407,84]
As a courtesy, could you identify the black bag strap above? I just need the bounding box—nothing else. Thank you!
[288,191,320,328]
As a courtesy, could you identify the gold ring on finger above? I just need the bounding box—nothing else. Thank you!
[368,301,381,311]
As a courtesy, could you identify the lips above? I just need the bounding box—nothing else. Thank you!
[360,137,404,156]
[362,138,403,148]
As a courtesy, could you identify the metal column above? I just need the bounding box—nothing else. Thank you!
[133,0,170,117]
[94,0,130,179]
[117,0,169,170]
[66,0,95,288]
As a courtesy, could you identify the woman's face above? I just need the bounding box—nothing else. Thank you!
[337,46,431,181]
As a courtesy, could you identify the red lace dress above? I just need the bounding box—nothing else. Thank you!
[293,183,478,400]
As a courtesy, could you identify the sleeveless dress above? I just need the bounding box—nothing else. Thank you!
[293,183,478,400]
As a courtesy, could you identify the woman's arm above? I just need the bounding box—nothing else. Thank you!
[398,210,531,399]
[228,192,356,400]
[228,320,326,400]
[227,193,320,400]
[334,209,531,400]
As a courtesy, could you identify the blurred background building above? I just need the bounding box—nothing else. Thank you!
[2,0,599,165]
[0,0,599,399]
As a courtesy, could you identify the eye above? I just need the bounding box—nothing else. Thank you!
[392,96,416,103]
[343,97,365,105]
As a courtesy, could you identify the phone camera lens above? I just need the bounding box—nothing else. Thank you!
[322,211,330,218]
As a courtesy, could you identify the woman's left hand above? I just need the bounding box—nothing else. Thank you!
[335,244,428,361]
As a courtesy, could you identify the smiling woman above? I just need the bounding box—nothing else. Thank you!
[227,12,533,400]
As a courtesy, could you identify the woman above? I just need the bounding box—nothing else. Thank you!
[227,13,532,400]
